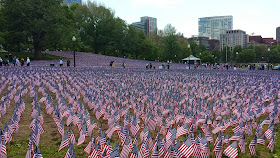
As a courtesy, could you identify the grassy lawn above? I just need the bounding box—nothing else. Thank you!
[0,51,66,61]
[0,72,279,158]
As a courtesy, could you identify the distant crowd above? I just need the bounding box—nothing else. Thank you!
[0,53,30,67]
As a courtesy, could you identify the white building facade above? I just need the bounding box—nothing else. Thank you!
[220,30,249,51]
[199,16,233,40]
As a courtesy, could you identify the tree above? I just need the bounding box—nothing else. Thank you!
[1,0,64,59]
[44,4,77,51]
[232,45,242,62]
[237,49,255,63]
[200,51,214,64]
[211,49,221,63]
[269,47,280,64]
[162,24,181,62]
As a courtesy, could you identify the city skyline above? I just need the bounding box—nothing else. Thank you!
[90,0,279,39]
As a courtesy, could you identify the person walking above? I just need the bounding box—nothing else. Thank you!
[26,57,30,66]
[59,58,63,67]
[15,58,20,66]
[20,58,24,66]
[122,62,126,68]
[0,57,2,66]
[67,60,70,67]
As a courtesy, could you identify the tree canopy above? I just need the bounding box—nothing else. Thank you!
[0,1,279,63]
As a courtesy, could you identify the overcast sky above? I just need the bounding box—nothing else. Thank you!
[88,0,280,38]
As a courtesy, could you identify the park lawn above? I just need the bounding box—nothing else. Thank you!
[0,51,67,61]
[0,82,279,158]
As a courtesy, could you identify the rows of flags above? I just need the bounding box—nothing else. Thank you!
[0,67,279,158]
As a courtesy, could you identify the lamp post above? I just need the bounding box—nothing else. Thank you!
[236,52,238,63]
[188,44,191,69]
[72,36,76,67]
[267,47,270,70]
[226,38,228,63]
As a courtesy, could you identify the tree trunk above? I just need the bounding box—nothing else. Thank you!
[34,42,42,60]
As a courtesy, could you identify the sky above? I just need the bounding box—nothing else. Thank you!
[88,0,280,38]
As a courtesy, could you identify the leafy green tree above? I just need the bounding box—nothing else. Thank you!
[269,47,280,64]
[162,24,181,62]
[237,49,255,63]
[43,4,77,51]
[211,49,221,63]
[1,0,65,59]
[232,45,242,62]
[200,51,214,64]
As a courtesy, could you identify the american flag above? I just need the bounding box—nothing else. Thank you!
[193,139,201,158]
[32,125,40,146]
[0,138,6,158]
[130,118,140,137]
[107,122,121,139]
[139,141,149,158]
[110,143,120,158]
[33,146,43,158]
[120,135,132,157]
[213,140,222,158]
[57,120,64,137]
[84,135,94,154]
[238,132,245,153]
[68,128,76,144]
[64,143,75,158]
[130,143,139,158]
[140,126,148,142]
[26,133,34,158]
[151,145,159,158]
[88,119,97,137]
[177,138,194,158]
[77,121,87,145]
[229,132,240,141]
[264,122,274,141]
[232,123,242,133]
[58,132,70,152]
[88,139,98,158]
[257,134,265,145]
[99,133,106,150]
[267,133,275,152]
[103,139,112,156]
[223,141,238,158]
[200,141,210,158]
[249,135,257,155]
[176,123,188,138]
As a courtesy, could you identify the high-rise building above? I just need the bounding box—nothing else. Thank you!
[277,27,280,44]
[132,16,157,37]
[188,36,210,50]
[132,22,145,32]
[63,0,82,6]
[220,30,248,51]
[199,16,233,40]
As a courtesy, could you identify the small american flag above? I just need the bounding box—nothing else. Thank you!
[267,133,275,152]
[249,136,257,155]
[33,146,43,158]
[64,143,75,158]
[58,132,70,152]
[223,141,238,158]
[177,138,194,158]
[110,143,120,158]
[257,134,265,145]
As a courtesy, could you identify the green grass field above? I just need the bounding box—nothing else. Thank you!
[0,82,279,158]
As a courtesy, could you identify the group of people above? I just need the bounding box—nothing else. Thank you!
[109,61,126,68]
[59,59,71,67]
[0,56,30,66]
